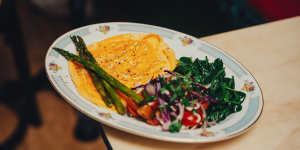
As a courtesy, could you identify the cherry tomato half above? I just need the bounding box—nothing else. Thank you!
[182,110,203,127]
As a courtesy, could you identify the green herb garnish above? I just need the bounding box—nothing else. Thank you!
[144,95,157,102]
[169,121,182,133]
[174,56,246,122]
[181,97,191,106]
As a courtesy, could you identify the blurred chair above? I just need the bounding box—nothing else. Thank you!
[26,0,113,149]
[0,0,109,148]
[0,0,43,149]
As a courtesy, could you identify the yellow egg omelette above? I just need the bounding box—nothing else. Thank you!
[69,33,177,112]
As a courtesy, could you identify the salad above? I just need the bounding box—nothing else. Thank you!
[132,57,246,132]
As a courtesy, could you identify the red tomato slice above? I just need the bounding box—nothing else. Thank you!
[146,119,160,126]
[201,101,209,110]
[182,109,205,127]
[182,111,198,127]
[149,100,159,110]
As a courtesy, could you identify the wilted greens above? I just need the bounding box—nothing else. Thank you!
[174,56,246,122]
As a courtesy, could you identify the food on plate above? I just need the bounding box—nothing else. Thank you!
[53,33,246,133]
[53,47,142,114]
[86,33,177,88]
[69,36,126,114]
[137,57,246,132]
[68,33,177,112]
[70,36,113,108]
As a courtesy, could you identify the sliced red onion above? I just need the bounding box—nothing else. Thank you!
[155,82,161,94]
[158,97,167,105]
[156,113,163,124]
[162,122,171,131]
[170,112,177,118]
[162,108,170,123]
[199,103,206,118]
[194,102,200,110]
[174,99,179,104]
[200,95,217,103]
[186,106,193,111]
[135,87,144,94]
[206,120,216,127]
[160,94,170,102]
[156,113,171,131]
[192,91,201,97]
[193,111,202,123]
[175,103,184,121]
[199,96,209,102]
[156,112,165,127]
[170,106,176,112]
[156,108,171,131]
[209,97,218,103]
[160,89,170,95]
[145,83,156,96]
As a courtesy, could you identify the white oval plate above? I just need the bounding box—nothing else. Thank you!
[45,22,263,143]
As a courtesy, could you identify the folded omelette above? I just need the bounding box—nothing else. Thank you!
[69,33,177,111]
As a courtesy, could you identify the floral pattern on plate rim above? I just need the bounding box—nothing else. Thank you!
[179,36,193,46]
[242,80,255,92]
[49,62,61,73]
[99,112,113,119]
[96,25,110,34]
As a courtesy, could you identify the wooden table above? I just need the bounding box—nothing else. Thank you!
[102,16,300,150]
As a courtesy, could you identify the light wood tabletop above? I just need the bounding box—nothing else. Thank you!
[102,16,300,150]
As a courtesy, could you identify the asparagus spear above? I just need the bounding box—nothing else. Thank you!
[53,47,144,104]
[75,36,95,62]
[101,80,126,114]
[70,36,113,107]
[90,73,113,107]
[71,36,126,114]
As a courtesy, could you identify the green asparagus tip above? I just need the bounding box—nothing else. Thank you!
[53,47,73,60]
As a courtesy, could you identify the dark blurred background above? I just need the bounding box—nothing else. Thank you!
[0,0,299,149]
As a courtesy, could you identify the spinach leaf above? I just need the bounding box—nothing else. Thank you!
[174,56,246,123]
